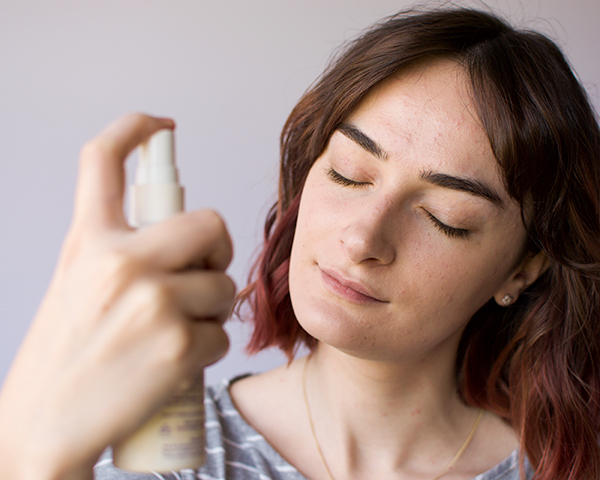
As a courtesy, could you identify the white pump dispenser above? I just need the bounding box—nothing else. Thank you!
[112,129,206,472]
[129,129,184,227]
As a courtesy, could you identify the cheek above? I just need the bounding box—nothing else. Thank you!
[401,217,515,302]
[290,174,340,257]
[289,183,322,290]
[413,238,521,315]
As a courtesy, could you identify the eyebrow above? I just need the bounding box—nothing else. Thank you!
[420,170,505,208]
[338,123,388,161]
[336,122,504,208]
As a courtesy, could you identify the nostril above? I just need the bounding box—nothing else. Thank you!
[340,228,395,266]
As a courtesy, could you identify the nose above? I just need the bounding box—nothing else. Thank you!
[340,196,397,265]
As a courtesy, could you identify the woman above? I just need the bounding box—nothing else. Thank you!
[1,6,598,480]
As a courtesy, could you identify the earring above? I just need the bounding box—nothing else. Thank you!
[501,294,514,306]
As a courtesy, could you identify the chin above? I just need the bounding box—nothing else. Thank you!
[294,303,396,361]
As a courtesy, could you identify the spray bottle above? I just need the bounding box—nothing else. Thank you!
[112,129,206,472]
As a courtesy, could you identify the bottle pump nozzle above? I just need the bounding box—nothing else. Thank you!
[129,129,184,227]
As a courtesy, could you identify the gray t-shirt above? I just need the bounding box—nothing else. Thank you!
[94,377,532,480]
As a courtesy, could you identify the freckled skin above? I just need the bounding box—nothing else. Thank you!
[288,59,528,364]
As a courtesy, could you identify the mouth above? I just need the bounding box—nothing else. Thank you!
[319,266,387,305]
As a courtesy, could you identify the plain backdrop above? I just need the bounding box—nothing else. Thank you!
[0,0,598,386]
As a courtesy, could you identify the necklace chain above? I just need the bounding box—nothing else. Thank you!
[302,355,484,480]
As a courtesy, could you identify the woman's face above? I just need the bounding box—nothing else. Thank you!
[288,59,529,363]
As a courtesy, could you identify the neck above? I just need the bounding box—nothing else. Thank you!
[304,343,481,479]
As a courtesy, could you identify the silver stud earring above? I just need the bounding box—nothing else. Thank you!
[501,294,514,306]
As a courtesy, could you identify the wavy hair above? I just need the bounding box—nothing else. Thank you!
[236,7,600,480]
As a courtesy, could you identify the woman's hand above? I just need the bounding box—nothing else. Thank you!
[0,114,234,480]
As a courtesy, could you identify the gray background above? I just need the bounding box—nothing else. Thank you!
[1,0,598,385]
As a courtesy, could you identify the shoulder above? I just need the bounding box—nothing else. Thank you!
[93,376,308,480]
[227,360,305,434]
[205,376,312,479]
[227,359,314,466]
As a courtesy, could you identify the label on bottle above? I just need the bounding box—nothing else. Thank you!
[112,370,205,472]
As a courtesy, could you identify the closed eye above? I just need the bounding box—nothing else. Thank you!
[424,210,471,239]
[327,168,369,187]
[327,166,470,239]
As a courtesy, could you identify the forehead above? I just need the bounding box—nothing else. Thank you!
[349,58,500,183]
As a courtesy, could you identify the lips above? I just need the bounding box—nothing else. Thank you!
[319,266,387,304]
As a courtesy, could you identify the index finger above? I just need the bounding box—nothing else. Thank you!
[72,113,175,231]
[134,209,234,272]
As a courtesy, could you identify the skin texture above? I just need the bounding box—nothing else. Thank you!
[289,59,533,364]
[231,59,548,480]
[0,114,234,480]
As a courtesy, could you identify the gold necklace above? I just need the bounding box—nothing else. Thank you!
[302,356,484,480]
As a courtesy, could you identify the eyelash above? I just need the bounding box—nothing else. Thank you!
[424,211,471,239]
[327,167,471,239]
[327,167,369,187]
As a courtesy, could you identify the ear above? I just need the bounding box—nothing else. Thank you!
[494,251,549,306]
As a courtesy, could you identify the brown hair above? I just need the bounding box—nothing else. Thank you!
[236,7,600,479]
